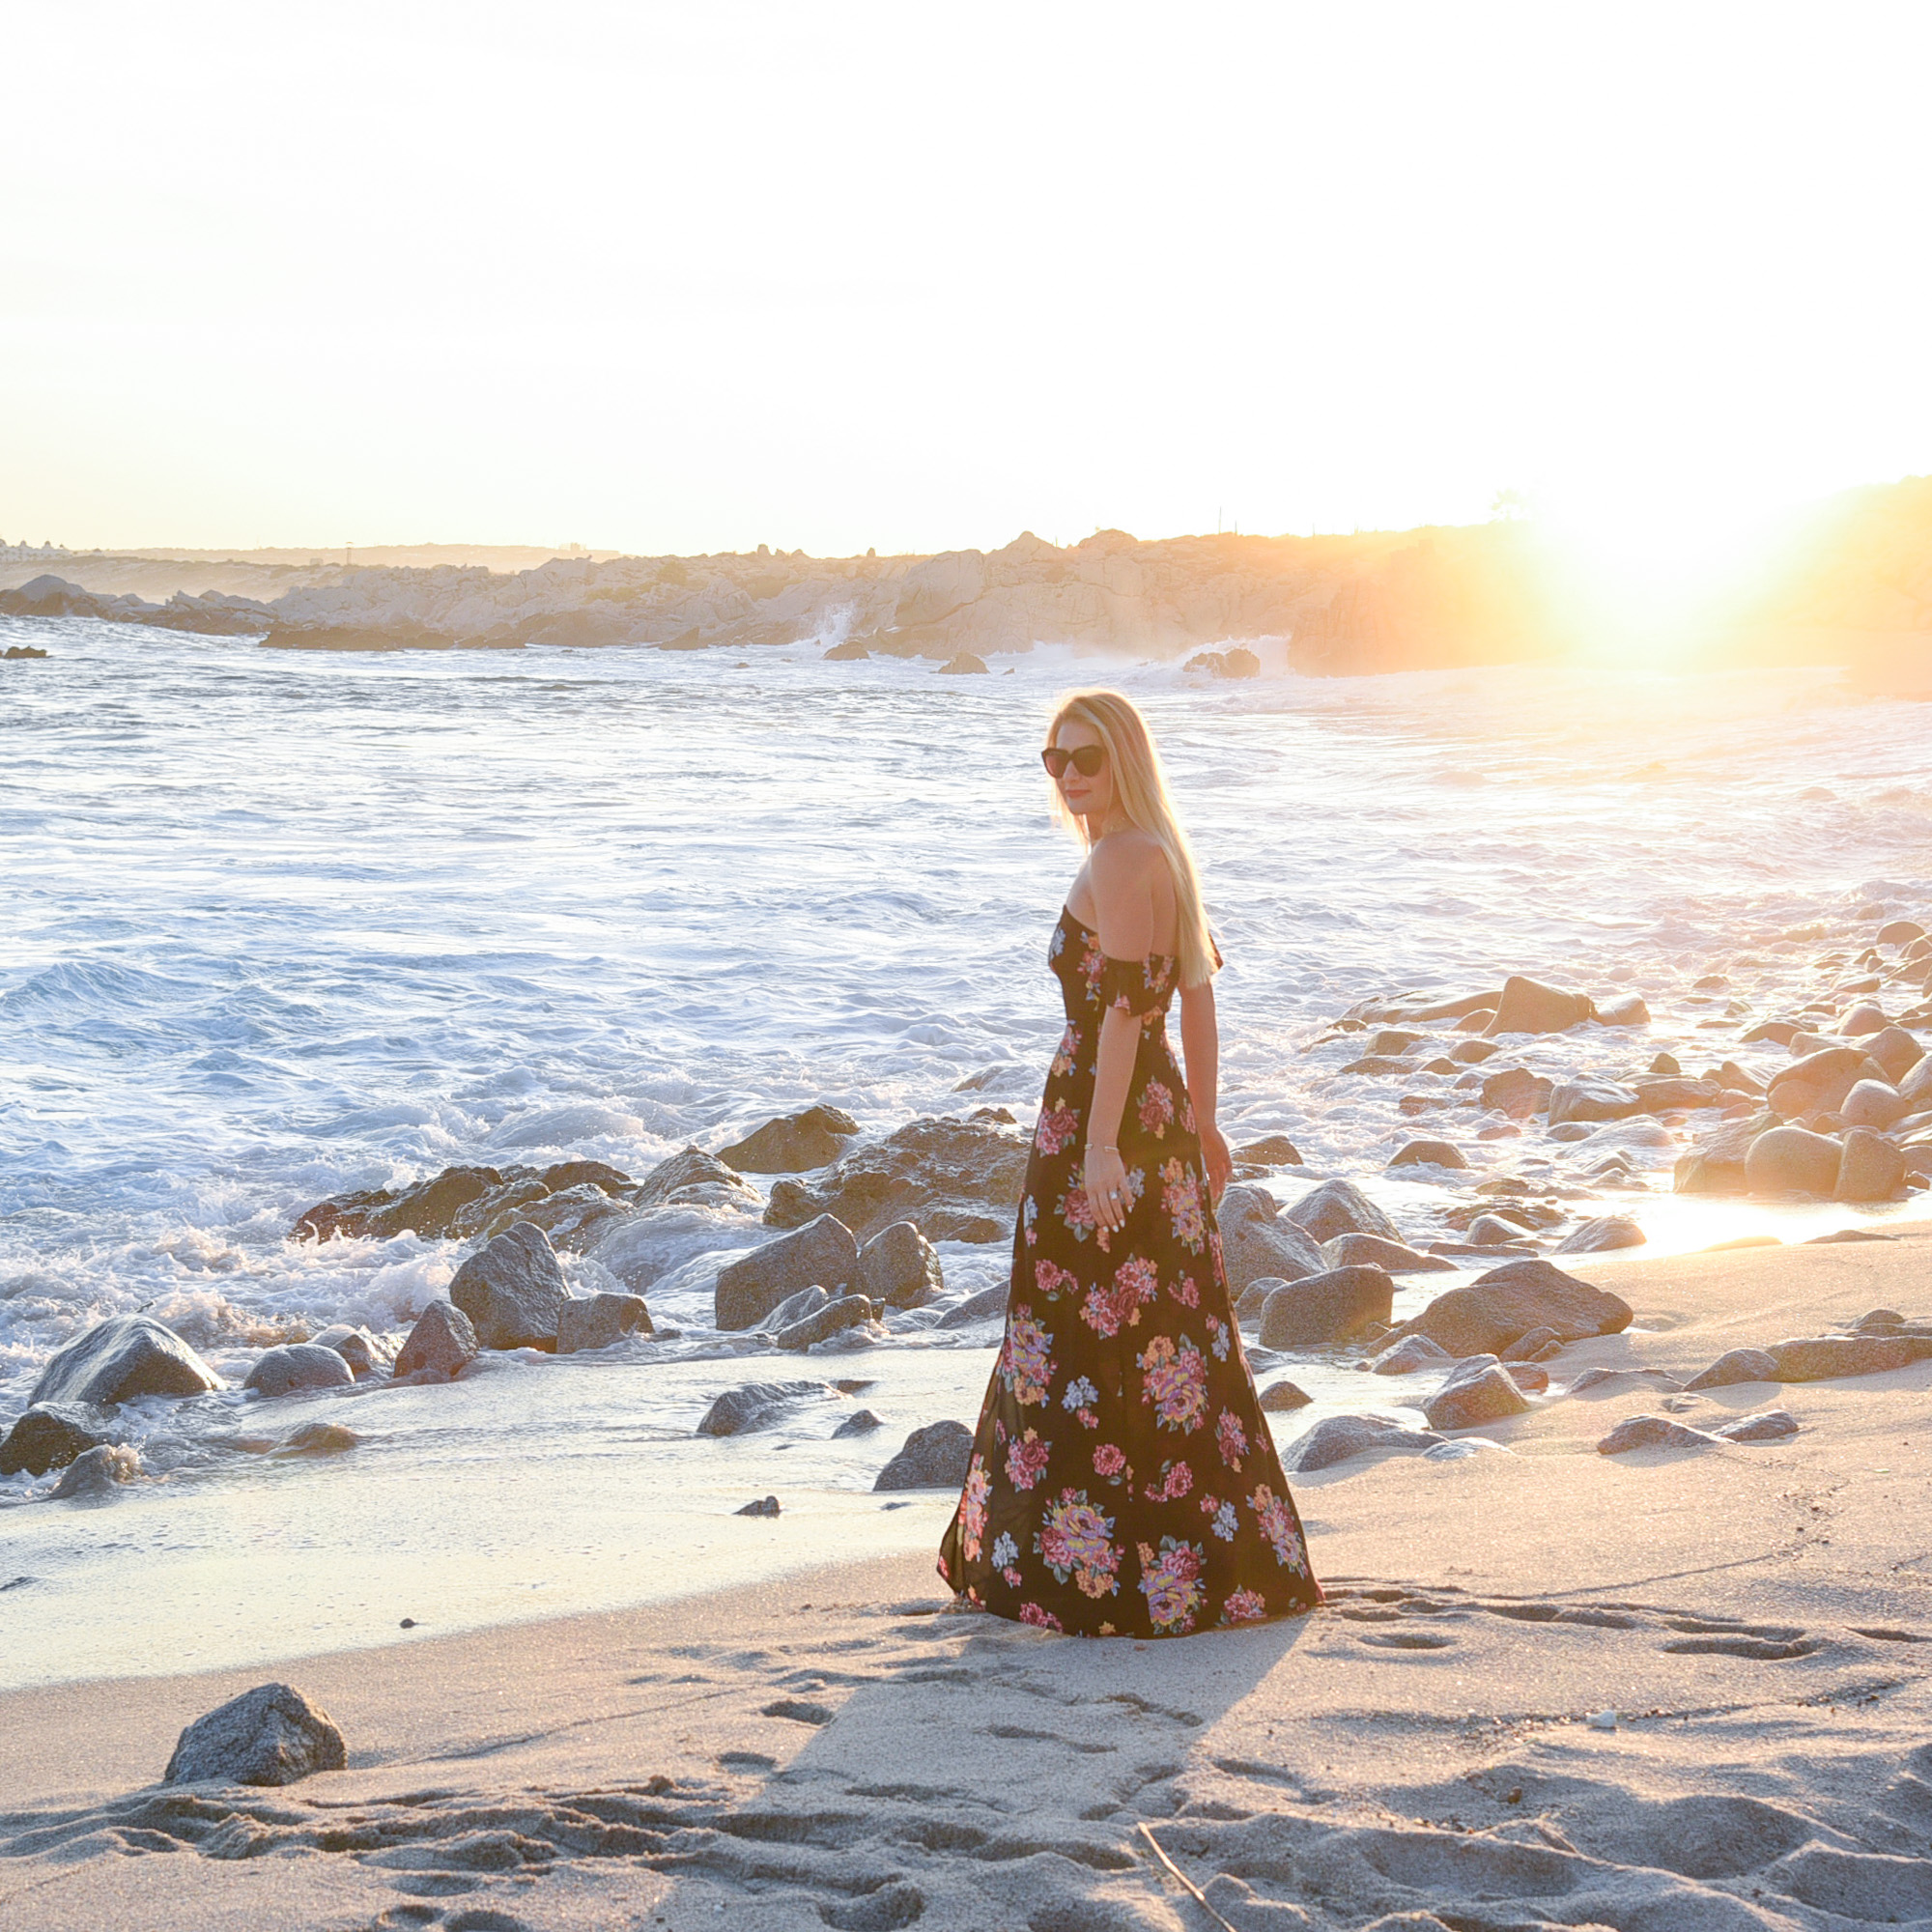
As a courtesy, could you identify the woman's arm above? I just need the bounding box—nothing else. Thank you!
[1179,977,1233,1204]
[1081,838,1156,1236]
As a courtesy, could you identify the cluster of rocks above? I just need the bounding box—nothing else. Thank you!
[0,573,270,635]
[3,641,49,659]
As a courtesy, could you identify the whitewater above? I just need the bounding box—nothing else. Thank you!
[2,615,1928,1686]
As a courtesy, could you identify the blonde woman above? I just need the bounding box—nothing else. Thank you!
[939,691,1322,1635]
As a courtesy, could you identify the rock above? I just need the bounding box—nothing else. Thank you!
[1370,1334,1452,1375]
[1424,1355,1534,1431]
[1569,1366,1684,1394]
[308,1324,391,1377]
[1835,1126,1908,1202]
[1712,1409,1800,1442]
[274,1422,359,1456]
[1649,1052,1682,1075]
[0,1402,114,1476]
[874,1419,973,1490]
[1397,1258,1634,1358]
[1481,1065,1553,1120]
[1844,1003,1888,1037]
[718,1105,862,1174]
[1501,1325,1562,1362]
[1284,1179,1403,1246]
[855,1220,945,1309]
[29,1315,221,1407]
[1597,1415,1726,1455]
[1770,1046,1879,1118]
[1769,1334,1932,1380]
[1466,1213,1535,1248]
[764,1285,832,1330]
[1553,1214,1647,1255]
[1548,1080,1642,1126]
[736,1495,781,1516]
[49,1443,141,1497]
[633,1145,761,1211]
[449,1221,568,1350]
[823,638,868,660]
[391,1299,480,1380]
[761,1115,1027,1243]
[1673,1112,1772,1194]
[1879,919,1927,947]
[1258,1266,1394,1349]
[555,1292,653,1353]
[1484,975,1592,1037]
[1321,1232,1456,1274]
[1631,1077,1724,1113]
[715,1213,861,1329]
[1387,1139,1467,1170]
[937,652,988,674]
[696,1380,832,1436]
[1745,1125,1843,1197]
[1234,1134,1303,1166]
[242,1344,355,1398]
[1684,1347,1780,1390]
[1257,1378,1313,1411]
[1865,1027,1926,1085]
[4,642,51,658]
[936,1284,1009,1328]
[164,1683,347,1787]
[1284,1414,1444,1473]
[832,1408,884,1436]
[1367,1030,1426,1056]
[294,1163,511,1243]
[1593,992,1651,1027]
[774,1293,879,1350]
[1340,1056,1410,1077]
[1219,1185,1328,1290]
[1449,1038,1500,1063]
[1840,1080,1909,1130]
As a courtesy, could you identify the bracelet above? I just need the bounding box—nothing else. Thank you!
[1090,1144,1118,1153]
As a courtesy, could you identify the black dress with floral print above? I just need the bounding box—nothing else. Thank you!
[938,908,1321,1637]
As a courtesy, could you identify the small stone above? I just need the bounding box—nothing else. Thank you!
[164,1683,347,1787]
[696,1380,832,1436]
[1843,1003,1889,1037]
[937,652,988,674]
[935,1284,1009,1328]
[1424,1356,1533,1432]
[1387,1139,1467,1170]
[874,1419,973,1491]
[0,1402,113,1477]
[1321,1233,1456,1274]
[556,1292,654,1353]
[1593,992,1651,1027]
[1502,1325,1563,1362]
[1284,1414,1444,1473]
[735,1495,781,1517]
[1711,1409,1799,1443]
[1865,1027,1926,1085]
[773,1293,878,1350]
[1553,1214,1647,1255]
[1769,1334,1932,1380]
[1650,1052,1682,1075]
[1879,920,1927,948]
[1449,1038,1500,1063]
[1481,1065,1552,1120]
[273,1422,358,1456]
[308,1323,391,1377]
[1394,1258,1633,1358]
[832,1408,884,1436]
[243,1344,355,1398]
[392,1299,480,1381]
[1257,1378,1313,1411]
[1234,1134,1303,1166]
[1370,1334,1452,1376]
[1484,975,1593,1037]
[1219,1184,1328,1290]
[1684,1347,1780,1390]
[50,1443,140,1497]
[1466,1213,1535,1248]
[1596,1414,1726,1454]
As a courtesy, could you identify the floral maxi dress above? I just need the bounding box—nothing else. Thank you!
[938,908,1322,1636]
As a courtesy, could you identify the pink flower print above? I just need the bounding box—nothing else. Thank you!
[1161,1158,1206,1253]
[1051,1025,1080,1079]
[1113,1254,1158,1313]
[1144,1460,1192,1503]
[1136,1536,1207,1635]
[1035,1488,1122,1600]
[1002,1567,1023,1588]
[1180,1094,1198,1135]
[1246,1484,1311,1574]
[1077,1408,1098,1429]
[1093,1442,1126,1478]
[1035,1258,1077,1301]
[1080,940,1105,993]
[1170,1272,1200,1309]
[1216,1408,1248,1470]
[1056,1183,1099,1243]
[959,1453,990,1562]
[1022,1197,1038,1247]
[1063,1377,1101,1430]
[1138,1332,1210,1435]
[1034,1104,1078,1157]
[1221,1586,1268,1624]
[1137,1081,1176,1138]
[999,1307,1054,1406]
[1006,1428,1050,1492]
[1019,1602,1065,1632]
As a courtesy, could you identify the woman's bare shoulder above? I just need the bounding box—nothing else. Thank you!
[1089,828,1164,885]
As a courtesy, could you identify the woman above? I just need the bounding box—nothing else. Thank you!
[939,690,1322,1636]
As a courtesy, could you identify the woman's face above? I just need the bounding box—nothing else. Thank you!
[1052,719,1113,822]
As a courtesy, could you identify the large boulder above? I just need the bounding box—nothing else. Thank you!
[874,1419,974,1490]
[1483,975,1592,1037]
[696,1380,833,1436]
[1745,1126,1842,1197]
[1257,1266,1394,1349]
[1674,1113,1772,1194]
[556,1292,653,1353]
[1548,1081,1642,1126]
[718,1105,862,1174]
[1713,1409,1800,1443]
[1839,1080,1908,1131]
[632,1145,762,1212]
[1769,1047,1879,1120]
[1219,1185,1327,1291]
[0,1402,114,1477]
[164,1684,347,1787]
[294,1163,509,1242]
[1835,1127,1906,1203]
[714,1214,860,1329]
[294,1159,644,1249]
[1684,1347,1779,1391]
[1396,1259,1633,1358]
[243,1344,355,1398]
[1865,1026,1925,1086]
[1423,1355,1533,1432]
[1597,1415,1726,1455]
[449,1221,568,1349]
[1321,1232,1455,1274]
[1768,1334,1932,1380]
[762,1115,1028,1243]
[30,1315,221,1407]
[391,1299,480,1380]
[1481,1065,1553,1120]
[1284,1179,1403,1246]
[855,1220,945,1308]
[1283,1413,1444,1473]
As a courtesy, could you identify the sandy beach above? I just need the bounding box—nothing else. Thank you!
[8,1230,1931,1931]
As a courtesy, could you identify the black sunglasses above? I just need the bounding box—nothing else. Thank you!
[1041,744,1106,780]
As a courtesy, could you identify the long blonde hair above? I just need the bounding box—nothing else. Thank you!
[1047,690,1217,986]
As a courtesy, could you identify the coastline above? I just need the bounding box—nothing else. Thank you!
[9,1232,1932,1929]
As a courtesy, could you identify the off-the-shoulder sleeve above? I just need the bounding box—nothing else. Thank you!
[1099,952,1176,1017]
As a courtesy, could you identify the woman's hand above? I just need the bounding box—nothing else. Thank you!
[1198,1122,1233,1206]
[1083,1142,1130,1235]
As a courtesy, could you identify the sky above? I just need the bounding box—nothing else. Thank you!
[4,1,1931,560]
